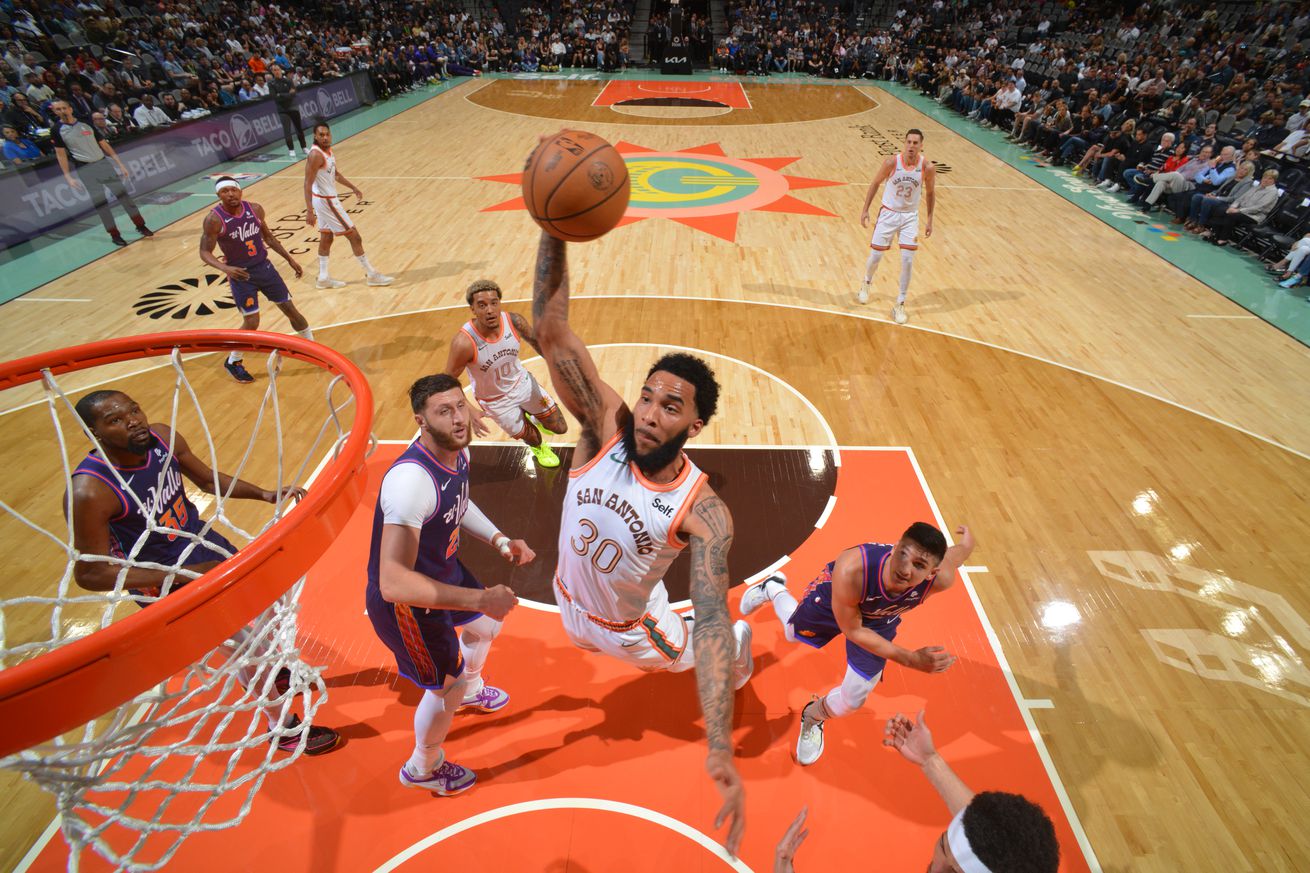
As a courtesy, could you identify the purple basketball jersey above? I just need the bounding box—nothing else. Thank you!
[212,201,268,268]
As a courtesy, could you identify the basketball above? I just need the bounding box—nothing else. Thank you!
[522,130,631,242]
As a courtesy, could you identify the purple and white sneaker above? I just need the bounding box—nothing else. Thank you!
[458,683,509,713]
[400,759,477,796]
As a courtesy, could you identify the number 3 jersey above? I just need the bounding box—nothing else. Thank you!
[557,431,708,622]
[71,429,235,569]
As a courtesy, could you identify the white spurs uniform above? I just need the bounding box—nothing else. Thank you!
[310,144,355,234]
[461,313,558,438]
[869,152,924,251]
[554,431,708,671]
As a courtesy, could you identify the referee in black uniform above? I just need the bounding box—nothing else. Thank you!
[50,100,153,246]
[269,65,306,158]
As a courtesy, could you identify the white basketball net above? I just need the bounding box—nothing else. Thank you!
[0,346,364,872]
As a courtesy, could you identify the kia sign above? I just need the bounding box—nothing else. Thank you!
[0,72,374,251]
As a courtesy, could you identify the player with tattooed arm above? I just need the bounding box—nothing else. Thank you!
[530,229,753,856]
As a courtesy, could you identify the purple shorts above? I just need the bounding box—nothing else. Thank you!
[229,260,291,314]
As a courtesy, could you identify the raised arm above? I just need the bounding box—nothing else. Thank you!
[529,231,625,464]
[860,156,895,226]
[927,525,974,597]
[680,487,745,856]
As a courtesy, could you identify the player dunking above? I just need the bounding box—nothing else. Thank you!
[444,279,568,468]
[367,374,533,795]
[69,389,341,755]
[304,121,393,289]
[532,230,751,856]
[740,523,973,765]
[858,129,936,324]
[201,176,314,384]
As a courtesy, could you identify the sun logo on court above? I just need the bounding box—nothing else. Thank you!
[477,142,844,242]
[133,274,239,320]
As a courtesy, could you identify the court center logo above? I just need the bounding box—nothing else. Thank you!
[479,141,844,242]
[134,274,238,320]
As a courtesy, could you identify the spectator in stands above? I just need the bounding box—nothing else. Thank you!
[1090,123,1142,188]
[1129,140,1191,206]
[2,122,42,166]
[105,102,136,134]
[1184,160,1257,232]
[6,91,48,137]
[1271,232,1310,288]
[1122,131,1177,198]
[158,93,185,123]
[1273,119,1310,157]
[132,93,170,128]
[1140,145,1214,213]
[90,110,120,141]
[1199,168,1280,245]
[25,71,55,106]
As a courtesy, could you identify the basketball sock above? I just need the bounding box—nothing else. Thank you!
[297,327,315,341]
[356,254,375,274]
[771,587,799,626]
[407,687,455,774]
[864,249,884,283]
[457,615,502,696]
[227,351,243,365]
[898,251,914,304]
[317,255,330,279]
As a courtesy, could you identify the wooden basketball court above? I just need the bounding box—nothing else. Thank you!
[2,78,1307,872]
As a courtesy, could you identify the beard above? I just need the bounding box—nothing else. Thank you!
[622,416,690,477]
[426,422,470,451]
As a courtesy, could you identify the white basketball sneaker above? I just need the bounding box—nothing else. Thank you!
[795,698,826,766]
[399,759,476,795]
[739,573,786,616]
[892,303,908,324]
[316,276,347,289]
[732,620,754,690]
[459,683,510,713]
[857,282,870,305]
[367,272,395,286]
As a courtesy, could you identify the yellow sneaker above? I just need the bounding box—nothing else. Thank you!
[530,441,560,468]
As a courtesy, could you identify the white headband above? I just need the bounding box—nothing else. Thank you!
[214,178,240,193]
[947,808,994,873]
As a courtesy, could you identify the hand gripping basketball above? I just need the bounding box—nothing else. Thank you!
[522,129,631,242]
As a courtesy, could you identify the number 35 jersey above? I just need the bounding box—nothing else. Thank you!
[557,431,708,622]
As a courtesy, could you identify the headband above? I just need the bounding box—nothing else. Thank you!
[215,178,241,193]
[947,808,993,873]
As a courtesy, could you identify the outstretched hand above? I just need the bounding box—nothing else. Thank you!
[774,806,809,873]
[706,750,746,858]
[884,709,936,765]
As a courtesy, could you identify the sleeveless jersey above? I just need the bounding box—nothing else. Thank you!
[461,313,526,402]
[557,431,708,621]
[366,441,471,592]
[807,542,936,630]
[310,144,337,198]
[71,430,234,570]
[881,153,924,211]
[211,201,268,268]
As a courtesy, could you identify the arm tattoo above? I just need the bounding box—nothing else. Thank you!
[531,234,568,323]
[554,356,604,426]
[688,494,734,755]
[509,311,542,354]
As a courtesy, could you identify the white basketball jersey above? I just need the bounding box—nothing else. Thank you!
[881,153,924,211]
[462,313,526,401]
[311,145,337,197]
[558,432,708,621]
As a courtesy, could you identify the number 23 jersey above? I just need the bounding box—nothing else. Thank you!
[557,431,708,622]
